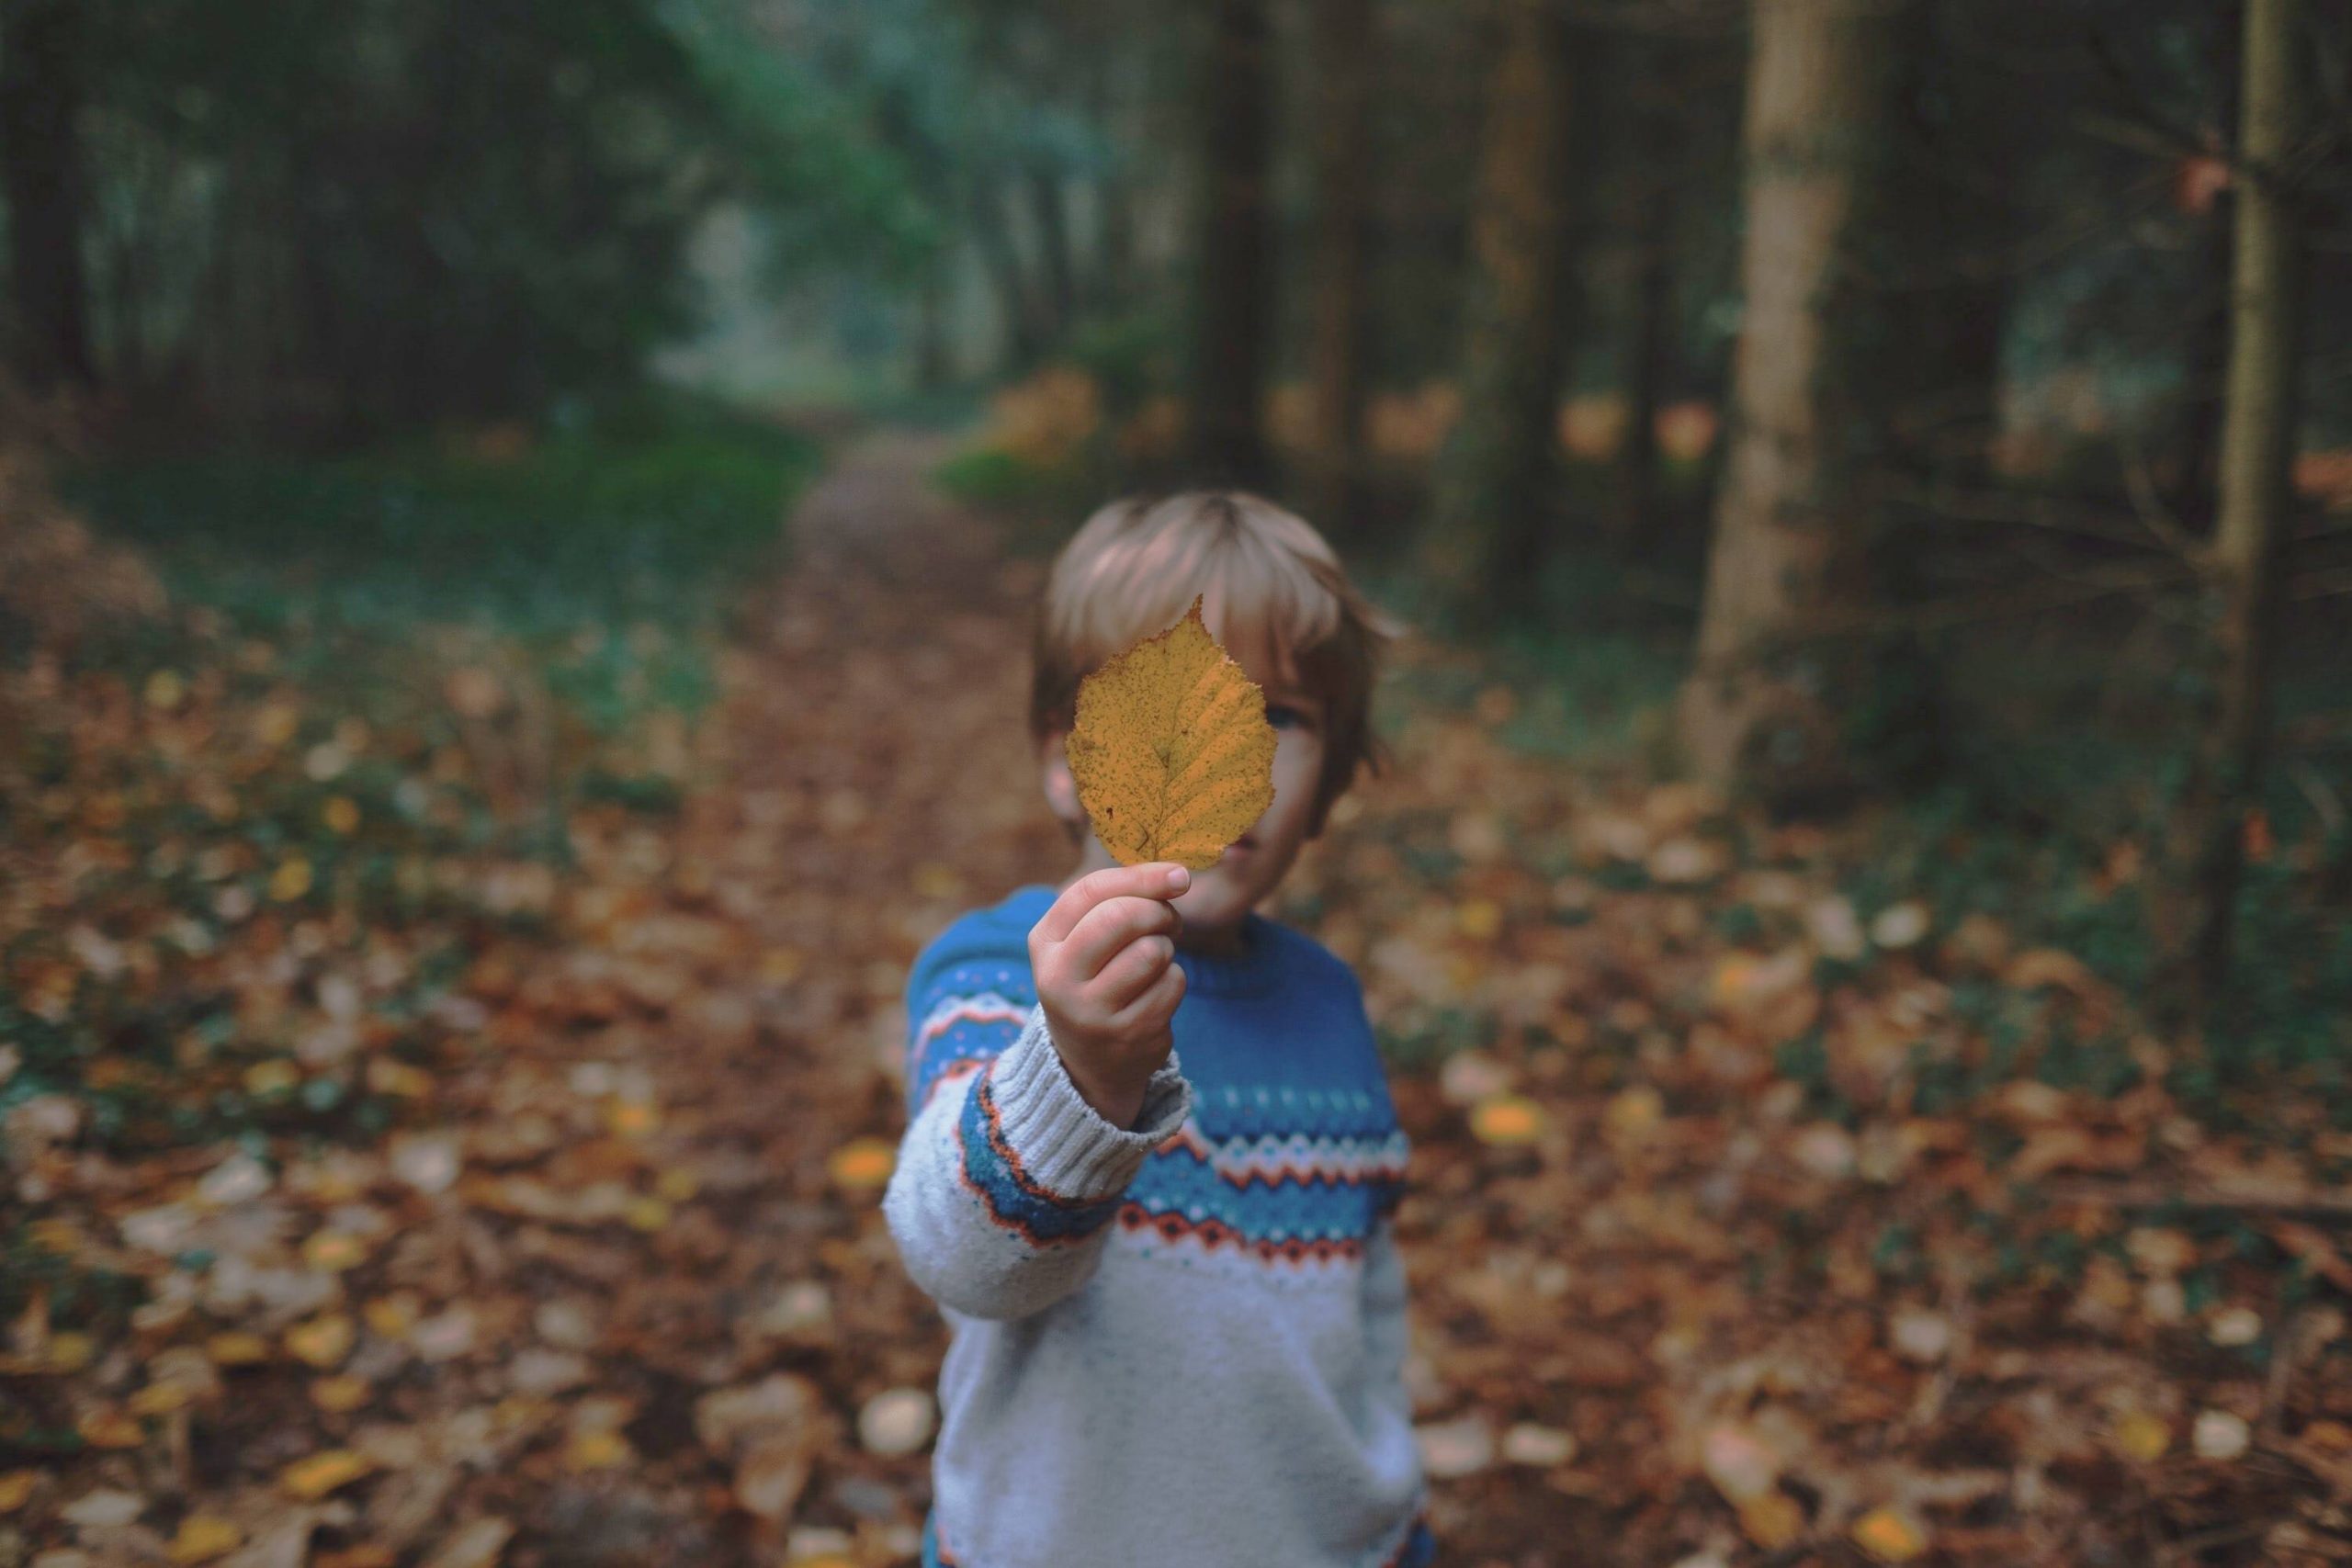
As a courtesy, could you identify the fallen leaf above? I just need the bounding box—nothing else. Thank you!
[1468,1094,1546,1147]
[2112,1411,2171,1462]
[1736,1491,1804,1549]
[857,1388,935,1457]
[422,1518,514,1568]
[0,1471,33,1512]
[1702,1423,1780,1502]
[565,1428,631,1471]
[75,1409,145,1449]
[287,1314,356,1369]
[734,1434,813,1521]
[1850,1505,1929,1562]
[167,1515,244,1564]
[311,1375,372,1414]
[1065,596,1278,870]
[61,1487,144,1528]
[1499,1423,1576,1467]
[280,1450,374,1499]
[828,1137,897,1191]
[1415,1415,1495,1479]
[2193,1409,2251,1461]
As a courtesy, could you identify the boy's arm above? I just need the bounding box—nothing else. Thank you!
[885,981,1188,1322]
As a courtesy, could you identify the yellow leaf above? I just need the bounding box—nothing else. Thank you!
[1605,1085,1665,1142]
[76,1408,146,1449]
[0,1471,34,1512]
[1468,1094,1547,1147]
[2112,1410,2171,1462]
[366,1058,432,1098]
[286,1314,356,1370]
[828,1136,897,1191]
[1066,596,1278,871]
[565,1428,631,1471]
[303,1231,369,1272]
[129,1380,196,1417]
[279,1449,372,1499]
[758,946,805,985]
[1454,898,1504,942]
[363,1295,420,1340]
[1736,1492,1805,1549]
[244,1059,300,1096]
[28,1218,83,1253]
[1850,1506,1929,1562]
[655,1168,701,1202]
[269,858,314,902]
[624,1196,672,1232]
[311,1374,370,1414]
[46,1331,95,1372]
[167,1515,244,1563]
[145,669,187,710]
[322,796,361,834]
[207,1331,271,1367]
[606,1100,659,1138]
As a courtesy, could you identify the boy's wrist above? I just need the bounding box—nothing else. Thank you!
[1060,1055,1148,1130]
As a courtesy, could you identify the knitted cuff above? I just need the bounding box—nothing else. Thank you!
[983,1004,1191,1201]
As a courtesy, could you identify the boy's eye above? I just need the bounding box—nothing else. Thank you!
[1267,703,1315,731]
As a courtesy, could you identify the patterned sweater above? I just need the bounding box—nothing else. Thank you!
[884,885,1431,1568]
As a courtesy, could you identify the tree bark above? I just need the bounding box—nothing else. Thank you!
[2,0,98,391]
[2175,0,2310,1006]
[971,179,1047,372]
[1185,0,1276,487]
[1678,0,1915,795]
[1617,174,1674,550]
[1429,0,1577,614]
[1026,163,1079,343]
[1306,0,1378,537]
[1616,30,1681,553]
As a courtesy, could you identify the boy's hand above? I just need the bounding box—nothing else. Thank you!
[1029,863,1192,1129]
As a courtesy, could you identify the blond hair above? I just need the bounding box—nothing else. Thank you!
[1031,492,1400,831]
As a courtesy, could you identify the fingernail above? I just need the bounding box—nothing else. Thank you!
[1166,866,1189,891]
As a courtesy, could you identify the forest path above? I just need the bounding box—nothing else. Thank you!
[222,429,2309,1567]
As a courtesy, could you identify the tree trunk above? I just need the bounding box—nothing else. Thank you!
[1306,0,1378,537]
[1678,0,1914,796]
[1026,163,1079,343]
[915,257,953,390]
[1428,0,1577,615]
[2166,1,2245,528]
[2,0,97,391]
[1616,183,1674,551]
[2174,0,2310,1006]
[1616,31,1680,555]
[1185,0,1275,487]
[971,179,1046,372]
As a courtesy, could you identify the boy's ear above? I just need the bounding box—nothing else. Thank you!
[1039,730,1084,827]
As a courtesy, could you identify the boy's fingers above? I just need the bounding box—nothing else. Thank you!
[1036,863,1190,946]
[1061,896,1181,982]
[1093,933,1174,1011]
[1107,959,1186,1035]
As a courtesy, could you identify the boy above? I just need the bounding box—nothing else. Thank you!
[885,492,1431,1568]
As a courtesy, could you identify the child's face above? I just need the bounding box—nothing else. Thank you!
[1042,639,1329,945]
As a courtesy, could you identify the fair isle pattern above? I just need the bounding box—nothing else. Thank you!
[911,972,1035,1109]
[1164,1122,1412,1190]
[922,1508,1436,1567]
[955,1056,1123,1247]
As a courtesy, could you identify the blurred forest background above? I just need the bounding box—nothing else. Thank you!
[6,0,2352,1563]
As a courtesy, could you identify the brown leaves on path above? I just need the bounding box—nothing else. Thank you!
[5,432,2349,1565]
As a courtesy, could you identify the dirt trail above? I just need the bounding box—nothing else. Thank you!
[470,431,1076,1561]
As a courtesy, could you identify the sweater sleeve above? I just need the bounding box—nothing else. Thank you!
[886,999,1191,1321]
